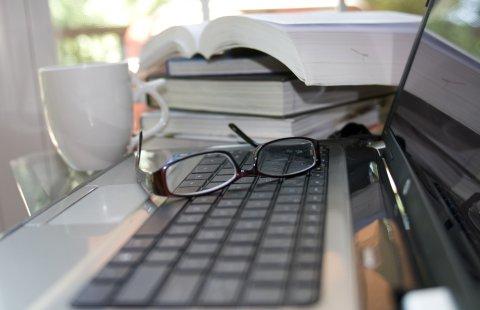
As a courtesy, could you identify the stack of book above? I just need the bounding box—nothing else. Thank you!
[139,11,421,141]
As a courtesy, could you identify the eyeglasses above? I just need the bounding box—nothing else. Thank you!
[135,124,321,197]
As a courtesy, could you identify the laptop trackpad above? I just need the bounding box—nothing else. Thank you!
[48,184,148,225]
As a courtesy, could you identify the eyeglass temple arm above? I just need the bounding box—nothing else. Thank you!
[228,123,258,147]
[135,131,165,196]
[135,131,143,167]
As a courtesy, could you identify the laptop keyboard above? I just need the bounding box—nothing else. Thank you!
[73,148,328,307]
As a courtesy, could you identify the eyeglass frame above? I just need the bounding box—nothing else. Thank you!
[135,132,321,198]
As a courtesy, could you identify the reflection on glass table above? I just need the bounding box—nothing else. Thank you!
[9,137,226,217]
[10,151,94,216]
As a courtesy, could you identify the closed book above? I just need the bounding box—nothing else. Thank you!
[142,98,382,141]
[166,53,289,77]
[157,75,393,116]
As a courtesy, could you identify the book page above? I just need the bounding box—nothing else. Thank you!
[182,23,207,50]
[246,11,421,26]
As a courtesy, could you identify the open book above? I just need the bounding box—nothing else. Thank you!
[139,11,421,86]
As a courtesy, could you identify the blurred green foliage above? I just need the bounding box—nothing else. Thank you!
[364,0,427,14]
[428,0,480,59]
[58,34,122,65]
[50,0,166,64]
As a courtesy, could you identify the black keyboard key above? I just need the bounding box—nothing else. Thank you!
[270,213,297,225]
[276,195,302,204]
[273,204,300,213]
[253,182,277,190]
[257,252,290,266]
[251,267,287,283]
[250,192,274,200]
[235,219,263,231]
[145,249,179,264]
[306,195,324,203]
[186,173,210,180]
[279,187,303,195]
[175,186,199,194]
[244,200,270,209]
[193,165,217,173]
[123,237,155,250]
[298,237,320,250]
[220,245,254,258]
[177,256,211,271]
[240,209,268,219]
[217,199,243,208]
[95,266,130,282]
[196,229,226,241]
[199,276,242,304]
[204,218,232,228]
[304,214,322,224]
[228,183,251,191]
[222,190,248,199]
[300,225,321,236]
[200,156,225,165]
[257,177,278,185]
[212,175,233,183]
[309,178,325,186]
[184,204,211,214]
[211,208,236,218]
[192,195,217,204]
[212,259,249,275]
[291,267,318,284]
[282,177,305,187]
[114,265,167,305]
[296,252,319,265]
[265,225,295,236]
[236,178,256,186]
[111,251,143,265]
[74,282,115,306]
[288,286,317,304]
[304,203,323,213]
[187,242,220,255]
[229,232,258,243]
[176,214,204,224]
[243,285,283,305]
[156,236,188,249]
[203,182,225,190]
[167,224,196,236]
[180,179,205,188]
[155,273,202,305]
[262,236,294,250]
[307,186,324,194]
[217,168,236,175]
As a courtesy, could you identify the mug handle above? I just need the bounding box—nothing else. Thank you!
[128,74,170,150]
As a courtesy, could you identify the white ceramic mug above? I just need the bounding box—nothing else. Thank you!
[39,62,169,171]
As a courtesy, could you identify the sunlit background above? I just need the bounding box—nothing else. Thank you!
[49,0,426,67]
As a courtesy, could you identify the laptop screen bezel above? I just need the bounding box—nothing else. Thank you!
[382,0,432,135]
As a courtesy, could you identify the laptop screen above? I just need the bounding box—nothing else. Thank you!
[389,0,480,249]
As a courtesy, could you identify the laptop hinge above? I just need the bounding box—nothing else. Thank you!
[367,140,411,230]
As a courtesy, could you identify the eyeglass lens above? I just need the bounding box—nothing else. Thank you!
[257,138,316,177]
[166,153,236,196]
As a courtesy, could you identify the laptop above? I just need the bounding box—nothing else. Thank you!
[0,0,479,308]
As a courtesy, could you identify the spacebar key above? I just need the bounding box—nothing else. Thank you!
[136,199,188,236]
[113,265,168,305]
